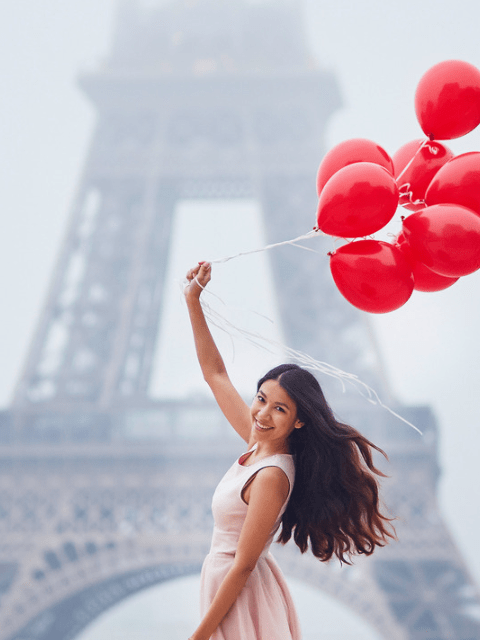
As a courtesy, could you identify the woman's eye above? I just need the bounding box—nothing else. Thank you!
[276,406,285,412]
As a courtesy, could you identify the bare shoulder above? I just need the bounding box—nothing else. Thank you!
[254,466,290,491]
[245,465,290,506]
[235,466,291,571]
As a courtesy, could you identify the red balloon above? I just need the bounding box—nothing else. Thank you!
[329,240,414,314]
[316,138,394,195]
[317,162,399,238]
[425,152,480,216]
[393,139,454,211]
[395,231,459,292]
[415,60,480,140]
[402,204,480,277]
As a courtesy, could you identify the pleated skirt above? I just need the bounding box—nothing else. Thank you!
[200,552,301,639]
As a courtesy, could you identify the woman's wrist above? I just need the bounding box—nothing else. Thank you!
[193,275,205,290]
[184,265,210,302]
[184,283,203,304]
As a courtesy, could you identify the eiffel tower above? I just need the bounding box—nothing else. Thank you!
[1,1,479,639]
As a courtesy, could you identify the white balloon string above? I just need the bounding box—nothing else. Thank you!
[287,242,324,254]
[395,137,430,184]
[184,284,422,435]
[193,276,205,290]
[395,138,432,211]
[207,228,325,264]
[398,182,426,209]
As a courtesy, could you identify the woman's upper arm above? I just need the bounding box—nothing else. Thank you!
[208,373,252,443]
[234,467,290,572]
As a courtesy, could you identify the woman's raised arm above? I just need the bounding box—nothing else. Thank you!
[184,262,252,443]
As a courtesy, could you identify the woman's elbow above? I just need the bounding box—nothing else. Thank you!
[233,557,257,577]
[204,369,227,387]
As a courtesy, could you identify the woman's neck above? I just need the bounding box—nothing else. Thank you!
[252,440,290,458]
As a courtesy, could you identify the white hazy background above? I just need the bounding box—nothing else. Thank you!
[1,0,480,637]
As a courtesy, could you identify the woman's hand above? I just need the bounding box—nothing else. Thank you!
[185,262,211,300]
[188,631,210,640]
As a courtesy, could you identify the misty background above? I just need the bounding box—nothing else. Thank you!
[1,0,480,637]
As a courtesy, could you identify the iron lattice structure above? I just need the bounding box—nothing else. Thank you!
[1,1,479,639]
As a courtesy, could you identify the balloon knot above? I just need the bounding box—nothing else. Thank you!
[327,251,334,257]
[400,215,405,221]
[428,133,435,141]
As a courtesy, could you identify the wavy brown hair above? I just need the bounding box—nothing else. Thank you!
[257,364,395,564]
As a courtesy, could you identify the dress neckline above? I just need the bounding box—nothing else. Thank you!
[238,445,292,468]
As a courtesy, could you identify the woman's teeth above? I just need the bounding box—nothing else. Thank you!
[256,421,272,431]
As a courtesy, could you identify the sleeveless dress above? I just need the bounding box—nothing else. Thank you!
[199,445,302,639]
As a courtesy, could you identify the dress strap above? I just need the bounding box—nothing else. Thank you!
[241,455,295,504]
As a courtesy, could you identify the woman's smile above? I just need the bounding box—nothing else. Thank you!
[254,419,274,432]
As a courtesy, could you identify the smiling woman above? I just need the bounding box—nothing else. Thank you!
[183,262,395,640]
[250,380,303,445]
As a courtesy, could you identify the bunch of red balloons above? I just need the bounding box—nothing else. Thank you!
[317,60,480,314]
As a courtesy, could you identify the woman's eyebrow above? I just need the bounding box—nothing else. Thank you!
[258,390,290,408]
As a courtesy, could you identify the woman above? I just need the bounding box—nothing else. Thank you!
[185,261,394,640]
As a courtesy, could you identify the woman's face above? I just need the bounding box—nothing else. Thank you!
[250,379,303,448]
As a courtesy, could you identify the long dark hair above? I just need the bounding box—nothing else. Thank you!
[257,364,395,564]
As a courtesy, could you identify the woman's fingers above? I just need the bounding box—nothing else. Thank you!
[185,263,201,282]
[185,262,211,295]
[197,262,211,287]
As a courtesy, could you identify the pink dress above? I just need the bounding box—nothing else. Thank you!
[200,445,302,639]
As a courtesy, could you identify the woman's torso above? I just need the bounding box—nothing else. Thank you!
[209,445,295,556]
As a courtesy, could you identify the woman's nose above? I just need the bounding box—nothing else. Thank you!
[258,404,270,419]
